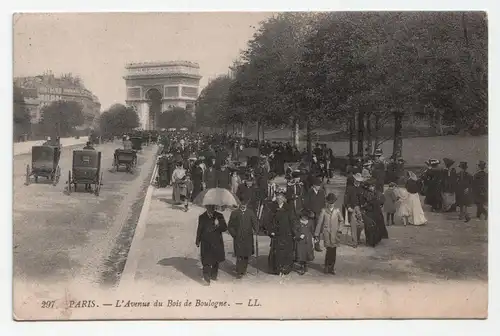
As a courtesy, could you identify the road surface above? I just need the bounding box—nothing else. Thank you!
[13,140,158,288]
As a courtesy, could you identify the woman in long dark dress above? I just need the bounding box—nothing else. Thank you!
[191,160,204,201]
[360,180,387,247]
[268,190,297,276]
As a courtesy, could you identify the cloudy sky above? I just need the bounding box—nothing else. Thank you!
[13,12,273,110]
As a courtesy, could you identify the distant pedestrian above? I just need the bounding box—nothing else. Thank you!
[473,161,488,220]
[383,182,398,226]
[395,181,410,226]
[456,161,473,222]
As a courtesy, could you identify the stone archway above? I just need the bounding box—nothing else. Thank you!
[145,88,162,130]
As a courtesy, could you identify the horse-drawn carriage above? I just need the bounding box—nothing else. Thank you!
[25,145,61,185]
[113,149,137,173]
[130,136,143,151]
[66,149,103,196]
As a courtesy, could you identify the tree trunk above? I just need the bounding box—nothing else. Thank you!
[261,124,265,141]
[374,113,380,153]
[357,110,365,157]
[436,109,443,135]
[366,113,372,156]
[306,119,312,162]
[348,117,355,157]
[291,118,300,149]
[393,111,403,158]
[256,121,260,143]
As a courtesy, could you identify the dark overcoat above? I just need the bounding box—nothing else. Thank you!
[268,203,297,274]
[473,170,488,204]
[196,211,227,265]
[216,168,231,190]
[304,188,326,219]
[236,184,260,212]
[456,171,473,206]
[204,167,217,189]
[295,219,314,262]
[228,208,258,257]
[191,165,204,200]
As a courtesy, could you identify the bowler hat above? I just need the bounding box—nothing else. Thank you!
[459,161,468,169]
[326,193,337,204]
[478,160,487,169]
[353,173,364,182]
[292,170,302,178]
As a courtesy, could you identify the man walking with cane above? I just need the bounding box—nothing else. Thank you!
[228,195,259,279]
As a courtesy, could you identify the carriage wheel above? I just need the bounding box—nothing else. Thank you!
[25,164,30,186]
[53,166,61,186]
[66,170,72,194]
[94,172,103,196]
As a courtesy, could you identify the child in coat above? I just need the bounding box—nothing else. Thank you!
[383,182,398,225]
[295,209,315,275]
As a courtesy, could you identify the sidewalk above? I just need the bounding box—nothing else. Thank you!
[120,174,487,290]
[13,136,89,156]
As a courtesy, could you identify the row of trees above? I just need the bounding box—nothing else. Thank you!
[98,103,195,137]
[195,12,487,159]
[14,84,87,139]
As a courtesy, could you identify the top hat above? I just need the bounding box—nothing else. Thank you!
[326,193,338,204]
[459,161,468,169]
[443,158,455,167]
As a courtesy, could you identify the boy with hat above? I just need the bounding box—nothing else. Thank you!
[295,209,315,275]
[314,193,344,274]
[456,161,473,222]
[473,161,488,220]
[304,176,326,252]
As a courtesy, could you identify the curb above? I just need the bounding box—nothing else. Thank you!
[119,160,159,288]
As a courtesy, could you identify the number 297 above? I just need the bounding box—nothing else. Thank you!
[41,300,55,308]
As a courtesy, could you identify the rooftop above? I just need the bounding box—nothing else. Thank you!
[125,61,200,69]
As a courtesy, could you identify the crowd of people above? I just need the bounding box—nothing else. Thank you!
[152,131,487,285]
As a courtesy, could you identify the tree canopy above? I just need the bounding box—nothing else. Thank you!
[99,103,139,137]
[158,107,195,130]
[39,100,85,137]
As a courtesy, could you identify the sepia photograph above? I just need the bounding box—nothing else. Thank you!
[12,11,488,320]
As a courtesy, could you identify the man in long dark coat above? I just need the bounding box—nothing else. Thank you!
[228,196,258,279]
[191,160,204,201]
[473,161,488,220]
[371,155,386,193]
[268,191,297,276]
[343,173,364,247]
[196,205,227,285]
[304,177,326,252]
[423,159,443,211]
[216,161,231,190]
[236,175,260,213]
[203,158,217,189]
[456,161,473,222]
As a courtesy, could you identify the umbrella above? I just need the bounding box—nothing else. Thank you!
[193,188,241,207]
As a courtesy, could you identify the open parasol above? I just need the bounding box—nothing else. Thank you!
[193,188,241,207]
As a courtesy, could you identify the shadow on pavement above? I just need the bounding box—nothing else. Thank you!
[157,257,206,285]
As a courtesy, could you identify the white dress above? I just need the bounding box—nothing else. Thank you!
[407,192,427,226]
[395,187,411,218]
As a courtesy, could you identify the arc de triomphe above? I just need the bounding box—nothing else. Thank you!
[123,61,202,130]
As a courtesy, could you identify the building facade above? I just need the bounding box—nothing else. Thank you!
[13,71,101,125]
[123,61,201,130]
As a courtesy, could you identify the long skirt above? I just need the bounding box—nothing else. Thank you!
[268,236,294,274]
[442,192,456,212]
[172,183,187,204]
[408,193,427,226]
